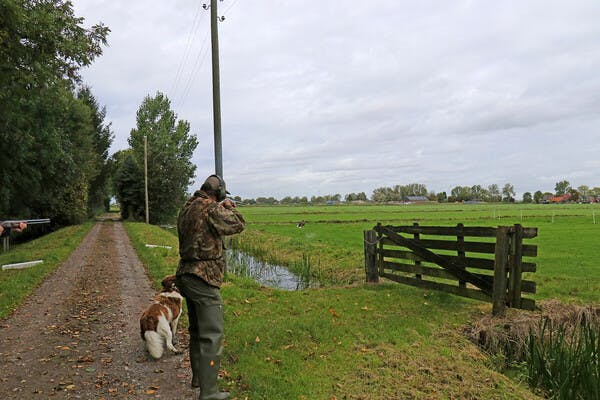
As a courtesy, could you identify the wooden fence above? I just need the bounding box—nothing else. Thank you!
[364,223,538,315]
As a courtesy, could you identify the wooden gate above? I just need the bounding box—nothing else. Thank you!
[364,223,537,315]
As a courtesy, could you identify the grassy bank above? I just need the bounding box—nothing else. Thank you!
[125,222,540,399]
[0,222,94,319]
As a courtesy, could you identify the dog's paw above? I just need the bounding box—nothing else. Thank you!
[169,346,181,354]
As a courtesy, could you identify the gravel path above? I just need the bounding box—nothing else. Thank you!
[0,220,197,399]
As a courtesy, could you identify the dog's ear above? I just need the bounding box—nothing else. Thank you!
[161,275,176,290]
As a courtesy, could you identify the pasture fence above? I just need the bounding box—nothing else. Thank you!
[364,222,538,315]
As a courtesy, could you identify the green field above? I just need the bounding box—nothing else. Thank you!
[236,203,600,303]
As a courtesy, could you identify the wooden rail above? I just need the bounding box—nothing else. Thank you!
[364,223,537,315]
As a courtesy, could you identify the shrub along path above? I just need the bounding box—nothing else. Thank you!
[0,220,196,399]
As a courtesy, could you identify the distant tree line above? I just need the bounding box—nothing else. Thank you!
[233,181,600,206]
[521,181,600,204]
[0,0,112,225]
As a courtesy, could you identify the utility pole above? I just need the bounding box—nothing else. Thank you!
[210,0,223,178]
[144,135,149,224]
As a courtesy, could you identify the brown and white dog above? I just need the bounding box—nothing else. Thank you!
[140,275,183,359]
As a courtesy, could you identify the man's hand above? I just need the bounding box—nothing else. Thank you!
[14,222,27,232]
[221,199,236,210]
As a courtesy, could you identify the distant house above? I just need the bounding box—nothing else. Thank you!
[404,196,430,203]
[550,194,571,203]
[582,195,598,203]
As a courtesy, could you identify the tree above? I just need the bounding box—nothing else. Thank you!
[371,187,393,202]
[554,180,571,195]
[115,153,144,220]
[577,185,590,201]
[128,92,198,224]
[449,186,472,202]
[470,185,484,201]
[0,0,109,220]
[77,87,114,216]
[567,188,580,203]
[487,184,501,202]
[437,192,447,202]
[522,192,533,203]
[533,190,544,204]
[502,183,515,203]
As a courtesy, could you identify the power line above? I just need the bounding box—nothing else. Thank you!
[169,2,206,99]
[178,24,211,107]
[223,0,239,16]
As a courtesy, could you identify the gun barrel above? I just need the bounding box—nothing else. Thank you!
[2,218,51,225]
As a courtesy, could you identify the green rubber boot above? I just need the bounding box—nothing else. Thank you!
[198,355,229,400]
[190,338,201,388]
[198,304,229,400]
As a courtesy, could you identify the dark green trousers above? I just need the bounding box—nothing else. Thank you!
[176,274,224,392]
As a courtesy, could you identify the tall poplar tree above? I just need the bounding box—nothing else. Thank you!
[128,92,198,224]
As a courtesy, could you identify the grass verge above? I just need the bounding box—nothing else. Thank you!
[0,222,93,319]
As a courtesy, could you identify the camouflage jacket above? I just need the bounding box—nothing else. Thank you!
[176,191,245,287]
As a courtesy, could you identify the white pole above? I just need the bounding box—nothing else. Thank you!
[593,211,596,224]
[2,260,44,270]
[145,244,172,249]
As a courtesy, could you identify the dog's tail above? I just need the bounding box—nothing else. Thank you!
[144,331,164,359]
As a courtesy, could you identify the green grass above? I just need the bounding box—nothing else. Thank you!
[123,222,180,289]
[124,221,540,399]
[237,203,600,303]
[0,222,94,319]
[4,203,596,399]
[526,318,600,399]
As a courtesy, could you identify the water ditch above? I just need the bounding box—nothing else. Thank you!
[226,249,318,290]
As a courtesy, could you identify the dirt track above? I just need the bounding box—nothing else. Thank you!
[0,220,197,399]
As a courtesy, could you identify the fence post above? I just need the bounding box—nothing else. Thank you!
[456,223,466,289]
[413,222,422,280]
[492,226,510,316]
[364,230,379,283]
[507,224,524,308]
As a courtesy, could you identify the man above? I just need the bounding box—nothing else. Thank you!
[176,175,245,400]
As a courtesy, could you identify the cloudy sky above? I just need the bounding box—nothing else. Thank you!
[72,0,600,199]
